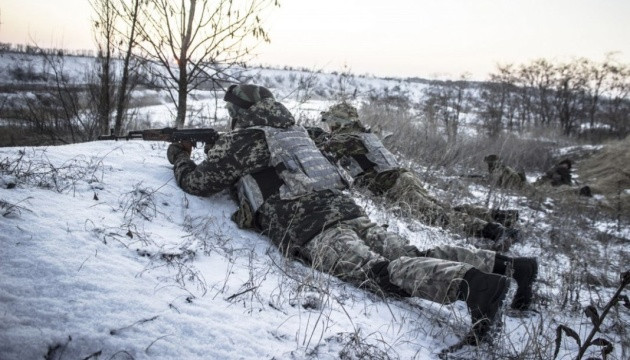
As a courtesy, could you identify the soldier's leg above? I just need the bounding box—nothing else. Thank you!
[427,246,538,311]
[449,211,520,250]
[387,256,471,303]
[344,216,418,260]
[453,203,519,228]
[388,255,510,344]
[385,171,448,225]
[301,223,384,284]
[305,223,511,343]
[301,222,409,296]
[423,245,496,273]
[446,211,488,238]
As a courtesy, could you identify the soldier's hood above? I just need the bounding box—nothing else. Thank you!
[331,119,370,135]
[233,98,295,129]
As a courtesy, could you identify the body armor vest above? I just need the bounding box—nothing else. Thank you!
[236,125,350,213]
[341,132,399,176]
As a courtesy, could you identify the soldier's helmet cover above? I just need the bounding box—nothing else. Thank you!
[224,84,275,128]
[558,159,572,169]
[321,102,359,129]
[484,154,499,163]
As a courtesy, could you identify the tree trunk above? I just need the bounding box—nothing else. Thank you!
[114,0,140,136]
[175,57,188,127]
[176,83,187,128]
[98,51,111,135]
[174,0,196,128]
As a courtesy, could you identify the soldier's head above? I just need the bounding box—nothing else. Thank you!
[320,102,359,132]
[224,84,275,129]
[484,154,500,172]
[558,159,572,170]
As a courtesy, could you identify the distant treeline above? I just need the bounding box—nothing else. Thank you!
[477,57,630,138]
[0,42,95,58]
[407,56,630,141]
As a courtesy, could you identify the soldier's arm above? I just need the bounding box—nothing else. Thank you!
[171,129,270,196]
[320,133,368,160]
[305,126,329,145]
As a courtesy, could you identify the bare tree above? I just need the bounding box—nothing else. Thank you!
[137,0,279,127]
[602,61,630,137]
[553,60,588,135]
[423,74,470,144]
[480,65,513,136]
[112,0,143,135]
[584,57,609,129]
[21,50,100,144]
[519,59,555,127]
[90,0,117,135]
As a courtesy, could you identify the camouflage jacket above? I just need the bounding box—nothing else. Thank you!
[307,122,404,194]
[171,98,363,253]
[537,164,571,186]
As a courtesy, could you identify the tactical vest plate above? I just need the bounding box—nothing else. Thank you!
[236,125,350,212]
[359,133,399,174]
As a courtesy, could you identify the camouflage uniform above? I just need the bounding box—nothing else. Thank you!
[304,216,495,303]
[535,159,572,187]
[483,154,527,189]
[311,103,518,243]
[168,86,500,306]
[532,159,592,197]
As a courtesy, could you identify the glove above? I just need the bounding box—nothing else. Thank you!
[167,141,192,164]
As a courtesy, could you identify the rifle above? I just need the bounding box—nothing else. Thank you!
[97,127,220,148]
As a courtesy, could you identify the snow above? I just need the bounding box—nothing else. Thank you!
[0,141,473,359]
[1,52,629,360]
[2,140,626,359]
[555,144,603,157]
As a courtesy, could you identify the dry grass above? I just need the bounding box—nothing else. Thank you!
[577,136,630,218]
[358,100,561,178]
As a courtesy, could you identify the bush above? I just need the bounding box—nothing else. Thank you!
[359,98,559,176]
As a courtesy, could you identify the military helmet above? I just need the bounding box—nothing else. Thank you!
[224,84,275,129]
[484,154,499,163]
[321,102,359,128]
[558,159,572,169]
[224,84,274,117]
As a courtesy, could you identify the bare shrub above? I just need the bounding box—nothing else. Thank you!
[9,62,49,82]
[0,197,33,218]
[6,54,103,145]
[118,182,164,223]
[0,148,105,193]
[359,98,559,177]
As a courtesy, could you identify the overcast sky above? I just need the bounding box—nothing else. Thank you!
[1,0,629,80]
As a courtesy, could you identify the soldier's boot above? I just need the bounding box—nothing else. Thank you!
[479,222,521,251]
[458,268,511,345]
[490,209,519,227]
[367,260,410,298]
[579,185,592,197]
[493,254,538,310]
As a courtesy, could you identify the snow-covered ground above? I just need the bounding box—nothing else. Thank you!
[1,51,629,360]
[0,142,473,359]
[2,140,628,360]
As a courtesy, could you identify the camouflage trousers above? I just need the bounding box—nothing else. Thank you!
[301,216,496,304]
[385,171,488,236]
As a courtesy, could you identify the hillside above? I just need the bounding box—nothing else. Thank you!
[1,52,629,360]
